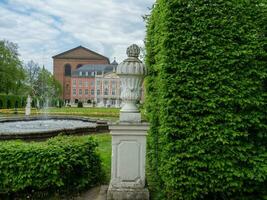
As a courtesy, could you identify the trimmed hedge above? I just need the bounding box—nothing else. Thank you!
[145,0,267,199]
[0,136,102,195]
[0,94,63,109]
[0,94,26,109]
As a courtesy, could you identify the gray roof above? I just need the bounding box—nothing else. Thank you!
[72,64,117,77]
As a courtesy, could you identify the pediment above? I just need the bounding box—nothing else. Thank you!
[53,46,109,61]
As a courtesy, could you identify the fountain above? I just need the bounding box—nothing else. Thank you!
[0,116,108,140]
[0,96,108,140]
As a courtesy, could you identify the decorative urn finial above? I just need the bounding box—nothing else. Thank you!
[116,44,146,122]
[126,44,140,58]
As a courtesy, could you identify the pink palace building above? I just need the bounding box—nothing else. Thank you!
[70,60,122,107]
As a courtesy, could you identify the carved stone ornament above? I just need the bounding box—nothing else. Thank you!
[116,44,146,115]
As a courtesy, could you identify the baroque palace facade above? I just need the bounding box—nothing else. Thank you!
[53,46,121,107]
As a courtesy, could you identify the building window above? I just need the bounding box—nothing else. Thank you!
[104,80,108,86]
[85,81,88,87]
[97,80,100,86]
[97,89,100,95]
[77,64,83,69]
[85,71,88,76]
[79,71,83,76]
[97,98,100,103]
[79,80,82,87]
[91,80,94,86]
[104,88,108,95]
[91,89,95,95]
[112,80,116,87]
[72,88,76,96]
[79,89,82,95]
[91,71,95,76]
[72,80,76,86]
[64,64,71,76]
[85,89,89,95]
[112,89,115,95]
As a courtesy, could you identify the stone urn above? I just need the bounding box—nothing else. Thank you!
[116,44,146,122]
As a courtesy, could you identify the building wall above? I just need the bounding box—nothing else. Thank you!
[53,58,109,101]
[70,77,95,102]
[70,73,121,107]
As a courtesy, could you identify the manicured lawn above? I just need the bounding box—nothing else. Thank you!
[0,107,119,120]
[91,133,111,183]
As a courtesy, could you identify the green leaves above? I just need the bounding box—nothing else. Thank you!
[0,136,102,194]
[0,40,25,95]
[145,0,267,199]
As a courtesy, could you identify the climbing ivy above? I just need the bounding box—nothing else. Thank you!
[145,0,267,199]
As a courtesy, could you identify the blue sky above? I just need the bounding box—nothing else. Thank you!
[0,0,154,72]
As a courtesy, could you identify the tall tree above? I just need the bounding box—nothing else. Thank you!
[0,40,25,94]
[24,60,41,95]
[34,67,62,99]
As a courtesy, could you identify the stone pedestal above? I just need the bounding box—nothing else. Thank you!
[107,123,149,200]
[120,112,141,123]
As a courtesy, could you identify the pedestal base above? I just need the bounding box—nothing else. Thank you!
[120,112,141,123]
[107,185,149,200]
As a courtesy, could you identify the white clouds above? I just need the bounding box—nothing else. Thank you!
[0,0,154,71]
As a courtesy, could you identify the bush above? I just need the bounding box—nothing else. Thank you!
[78,101,83,108]
[0,94,26,109]
[0,136,102,195]
[145,0,267,199]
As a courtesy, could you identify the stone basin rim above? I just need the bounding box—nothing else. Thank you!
[0,116,109,140]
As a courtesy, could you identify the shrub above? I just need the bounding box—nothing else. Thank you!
[145,0,267,199]
[78,101,83,108]
[0,94,26,109]
[0,136,102,195]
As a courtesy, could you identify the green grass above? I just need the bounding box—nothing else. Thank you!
[0,107,119,121]
[91,133,111,183]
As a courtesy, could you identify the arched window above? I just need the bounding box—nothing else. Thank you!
[77,64,83,69]
[64,64,71,76]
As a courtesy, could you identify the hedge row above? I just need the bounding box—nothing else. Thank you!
[0,136,102,196]
[145,0,267,199]
[0,94,26,109]
[0,94,63,109]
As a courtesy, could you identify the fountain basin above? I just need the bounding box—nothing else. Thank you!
[0,116,108,140]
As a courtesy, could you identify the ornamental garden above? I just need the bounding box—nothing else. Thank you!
[0,1,266,200]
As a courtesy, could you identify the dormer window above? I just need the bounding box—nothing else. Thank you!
[79,71,82,76]
[85,71,88,76]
